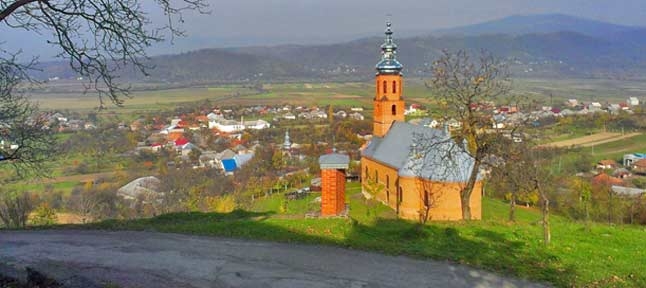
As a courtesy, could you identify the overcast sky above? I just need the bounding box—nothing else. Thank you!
[149,0,646,52]
[4,0,646,58]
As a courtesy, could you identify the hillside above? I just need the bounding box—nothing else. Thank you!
[32,14,646,84]
[432,14,639,38]
[56,183,646,287]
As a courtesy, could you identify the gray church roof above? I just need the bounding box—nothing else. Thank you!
[362,122,477,183]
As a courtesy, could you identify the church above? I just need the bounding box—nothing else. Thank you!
[360,22,482,221]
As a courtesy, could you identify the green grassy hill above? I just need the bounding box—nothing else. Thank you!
[62,183,645,287]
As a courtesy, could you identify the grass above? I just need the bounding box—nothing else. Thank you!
[52,182,646,287]
[591,133,646,162]
[30,77,646,113]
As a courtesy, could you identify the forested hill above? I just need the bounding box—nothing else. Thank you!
[33,14,646,83]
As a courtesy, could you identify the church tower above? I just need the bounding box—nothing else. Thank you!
[373,21,405,137]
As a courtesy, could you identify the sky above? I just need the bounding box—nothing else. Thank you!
[3,0,646,58]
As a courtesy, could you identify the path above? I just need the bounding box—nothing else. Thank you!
[0,230,548,288]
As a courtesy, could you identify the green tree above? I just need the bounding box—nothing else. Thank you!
[271,150,286,171]
[31,203,58,226]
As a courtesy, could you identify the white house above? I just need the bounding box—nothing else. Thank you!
[209,119,270,132]
[244,119,271,130]
[627,97,640,106]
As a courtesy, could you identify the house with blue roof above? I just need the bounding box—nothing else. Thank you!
[360,22,482,221]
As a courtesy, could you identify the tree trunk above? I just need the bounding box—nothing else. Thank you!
[608,191,614,225]
[584,201,590,232]
[509,193,516,222]
[542,196,551,246]
[460,160,480,220]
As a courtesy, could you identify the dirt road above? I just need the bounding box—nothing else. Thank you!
[0,230,547,288]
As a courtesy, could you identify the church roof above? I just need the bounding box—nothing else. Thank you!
[362,122,477,183]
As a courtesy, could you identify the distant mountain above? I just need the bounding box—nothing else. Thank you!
[433,14,641,38]
[31,14,646,84]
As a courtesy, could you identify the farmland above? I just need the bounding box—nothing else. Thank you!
[27,77,646,113]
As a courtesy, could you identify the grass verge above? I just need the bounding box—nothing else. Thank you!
[55,183,645,288]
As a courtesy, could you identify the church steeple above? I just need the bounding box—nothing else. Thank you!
[376,21,403,75]
[373,20,405,137]
[283,129,292,150]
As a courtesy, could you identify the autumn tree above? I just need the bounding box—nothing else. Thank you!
[428,50,512,220]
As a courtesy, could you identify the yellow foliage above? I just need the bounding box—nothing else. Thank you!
[208,195,237,213]
[83,181,93,192]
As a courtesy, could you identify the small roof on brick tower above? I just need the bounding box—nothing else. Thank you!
[319,153,350,169]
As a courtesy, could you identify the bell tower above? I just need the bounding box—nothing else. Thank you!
[373,21,405,137]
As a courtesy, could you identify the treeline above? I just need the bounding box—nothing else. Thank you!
[488,147,646,225]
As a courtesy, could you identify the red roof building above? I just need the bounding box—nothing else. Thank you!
[174,138,190,146]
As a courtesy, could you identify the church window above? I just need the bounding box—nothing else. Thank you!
[375,170,379,183]
[391,104,396,116]
[424,190,429,206]
[386,175,390,202]
[392,81,397,93]
[383,81,387,94]
[364,166,368,180]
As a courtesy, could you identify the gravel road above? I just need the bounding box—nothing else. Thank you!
[0,230,548,288]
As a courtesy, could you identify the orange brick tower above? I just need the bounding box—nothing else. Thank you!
[319,152,350,216]
[373,21,405,137]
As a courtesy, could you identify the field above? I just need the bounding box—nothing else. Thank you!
[58,183,646,288]
[590,133,646,161]
[544,132,643,148]
[27,78,646,113]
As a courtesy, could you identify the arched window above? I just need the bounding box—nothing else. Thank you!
[424,190,429,206]
[391,104,396,116]
[365,166,368,180]
[392,81,397,93]
[375,170,379,183]
[386,175,390,202]
[383,81,387,94]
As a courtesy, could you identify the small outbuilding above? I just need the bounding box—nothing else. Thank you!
[319,152,350,216]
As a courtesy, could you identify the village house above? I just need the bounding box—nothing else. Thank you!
[596,160,619,170]
[633,159,646,175]
[627,97,640,106]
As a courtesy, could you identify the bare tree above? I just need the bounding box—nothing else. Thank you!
[1,0,207,179]
[415,179,444,224]
[512,147,555,246]
[0,190,34,228]
[1,0,208,106]
[0,59,54,178]
[405,127,480,222]
[428,50,511,220]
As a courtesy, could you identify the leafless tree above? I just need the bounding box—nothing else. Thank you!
[67,186,100,223]
[1,0,207,178]
[427,50,512,220]
[1,0,209,106]
[0,190,34,228]
[0,59,55,178]
[415,179,444,224]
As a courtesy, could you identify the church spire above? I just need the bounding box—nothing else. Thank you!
[376,20,403,75]
[283,129,292,150]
